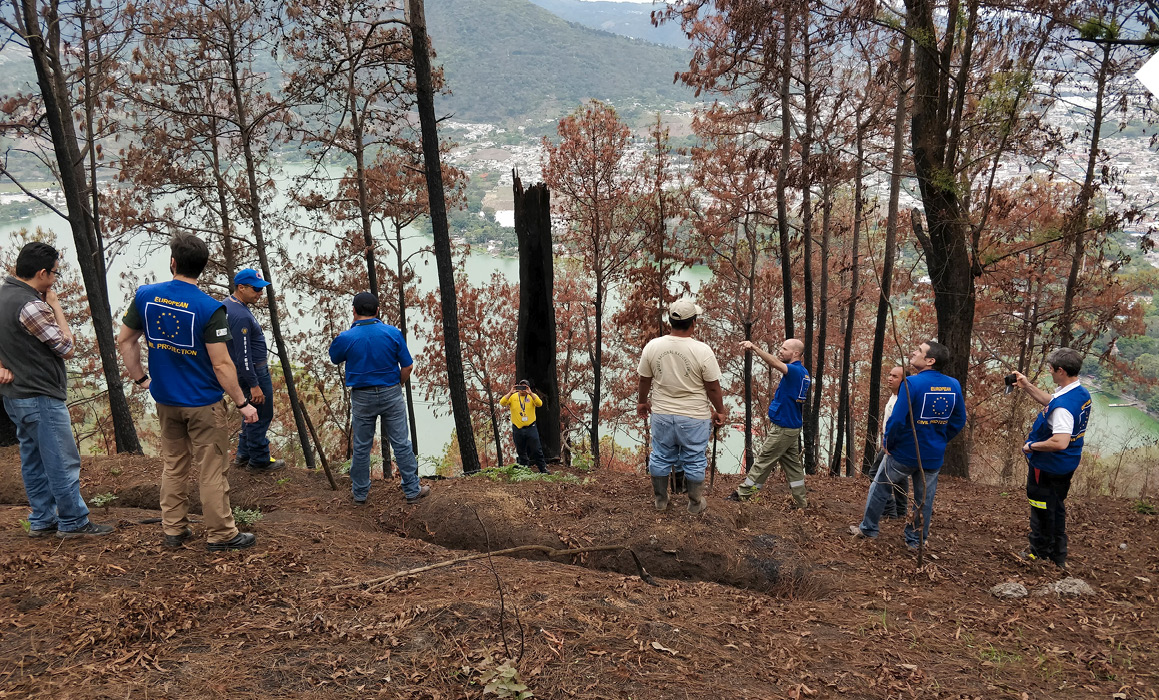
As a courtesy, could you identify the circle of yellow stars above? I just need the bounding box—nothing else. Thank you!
[930,395,950,416]
[155,311,183,340]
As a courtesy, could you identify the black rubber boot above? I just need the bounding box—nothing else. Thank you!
[652,476,670,512]
[686,480,708,514]
[670,470,686,494]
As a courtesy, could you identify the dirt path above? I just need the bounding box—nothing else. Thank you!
[0,447,1156,698]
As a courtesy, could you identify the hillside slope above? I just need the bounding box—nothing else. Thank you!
[1,446,1156,698]
[425,0,694,123]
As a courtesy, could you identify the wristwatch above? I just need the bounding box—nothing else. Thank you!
[237,399,251,409]
[134,374,149,385]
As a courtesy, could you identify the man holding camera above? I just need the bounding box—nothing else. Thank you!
[499,379,549,474]
[1012,348,1091,569]
[851,340,966,549]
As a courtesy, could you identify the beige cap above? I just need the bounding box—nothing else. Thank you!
[668,298,703,321]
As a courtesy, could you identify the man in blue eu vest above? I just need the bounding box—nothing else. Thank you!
[1013,347,1091,570]
[118,233,260,552]
[851,340,966,550]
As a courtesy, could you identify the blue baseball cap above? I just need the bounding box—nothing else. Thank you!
[234,268,270,289]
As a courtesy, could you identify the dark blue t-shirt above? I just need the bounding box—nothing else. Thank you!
[328,318,413,388]
[767,361,810,429]
[223,295,268,389]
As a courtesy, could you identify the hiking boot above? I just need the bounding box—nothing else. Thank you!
[56,522,115,538]
[162,526,194,549]
[27,524,57,538]
[207,532,256,552]
[405,485,431,505]
[848,524,874,539]
[725,491,747,502]
[651,476,670,512]
[686,480,708,515]
[231,456,249,470]
[352,495,367,506]
[251,458,286,473]
[1019,549,1042,563]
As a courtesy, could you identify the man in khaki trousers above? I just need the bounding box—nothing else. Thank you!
[728,338,811,508]
[118,233,259,551]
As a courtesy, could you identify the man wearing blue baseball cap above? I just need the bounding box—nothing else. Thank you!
[224,268,284,473]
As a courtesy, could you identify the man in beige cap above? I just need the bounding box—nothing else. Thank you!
[637,299,727,514]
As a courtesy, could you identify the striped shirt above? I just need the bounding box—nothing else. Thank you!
[19,299,73,358]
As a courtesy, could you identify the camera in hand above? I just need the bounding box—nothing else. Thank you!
[1004,373,1017,395]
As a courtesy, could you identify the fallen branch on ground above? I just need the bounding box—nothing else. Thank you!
[331,544,659,592]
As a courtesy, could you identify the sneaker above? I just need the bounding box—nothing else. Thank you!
[1019,549,1042,563]
[352,496,367,506]
[56,522,115,538]
[207,532,256,552]
[252,459,286,473]
[27,524,58,538]
[906,542,920,551]
[848,524,874,539]
[162,526,194,549]
[405,485,431,505]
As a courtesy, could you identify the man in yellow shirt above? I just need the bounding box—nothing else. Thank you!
[499,380,550,474]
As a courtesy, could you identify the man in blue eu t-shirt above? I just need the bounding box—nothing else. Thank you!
[728,337,811,508]
[328,292,428,506]
[223,268,284,473]
[118,233,260,552]
[1013,347,1090,569]
[851,340,966,550]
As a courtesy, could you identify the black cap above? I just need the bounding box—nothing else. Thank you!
[353,292,379,316]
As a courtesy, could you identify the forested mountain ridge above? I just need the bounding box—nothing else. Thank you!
[527,0,689,47]
[425,0,694,123]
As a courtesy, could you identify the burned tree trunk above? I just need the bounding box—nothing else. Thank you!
[513,173,561,462]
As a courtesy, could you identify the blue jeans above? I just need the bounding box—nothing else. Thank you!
[237,365,273,464]
[3,395,91,532]
[858,454,939,546]
[648,413,711,482]
[351,384,420,499]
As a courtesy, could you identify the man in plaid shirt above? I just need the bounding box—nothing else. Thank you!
[0,242,114,538]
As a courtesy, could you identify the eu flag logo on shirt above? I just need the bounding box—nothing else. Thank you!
[144,302,196,348]
[919,392,955,420]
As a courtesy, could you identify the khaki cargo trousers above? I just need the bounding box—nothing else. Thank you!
[157,400,240,543]
[736,423,807,507]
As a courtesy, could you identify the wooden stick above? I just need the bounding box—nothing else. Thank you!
[298,399,338,491]
[332,544,657,591]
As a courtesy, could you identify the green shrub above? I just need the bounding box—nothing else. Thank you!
[232,507,264,527]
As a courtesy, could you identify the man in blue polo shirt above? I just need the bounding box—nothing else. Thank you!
[223,268,284,473]
[728,337,811,508]
[851,340,966,550]
[328,292,428,506]
[1013,347,1091,569]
